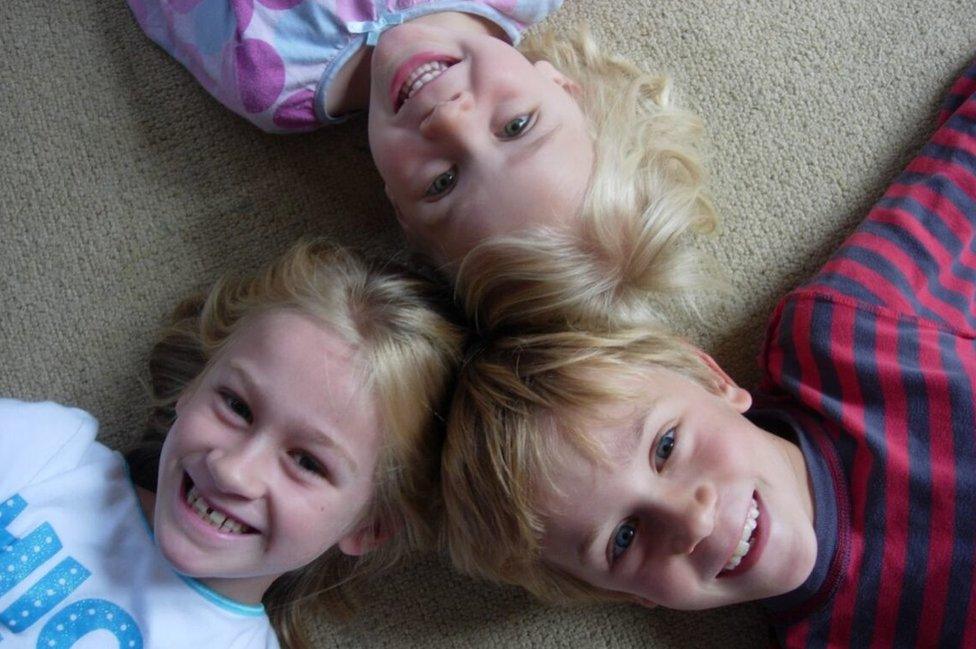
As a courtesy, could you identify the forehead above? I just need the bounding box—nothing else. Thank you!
[537,365,685,509]
[212,311,381,443]
[219,310,359,371]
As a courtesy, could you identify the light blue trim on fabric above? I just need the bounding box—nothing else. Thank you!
[122,461,266,618]
[313,1,525,125]
[177,575,267,617]
[315,34,369,125]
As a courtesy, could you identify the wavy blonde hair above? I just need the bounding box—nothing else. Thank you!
[440,327,716,604]
[454,26,717,330]
[129,240,463,649]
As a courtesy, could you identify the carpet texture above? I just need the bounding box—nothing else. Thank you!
[1,0,973,646]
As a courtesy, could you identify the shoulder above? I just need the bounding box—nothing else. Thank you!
[0,398,101,495]
[0,398,97,436]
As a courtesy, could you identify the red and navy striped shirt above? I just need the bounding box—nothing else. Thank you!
[755,59,976,648]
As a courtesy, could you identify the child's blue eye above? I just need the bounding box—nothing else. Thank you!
[611,521,637,560]
[425,167,457,197]
[220,390,253,423]
[501,113,533,138]
[654,428,676,470]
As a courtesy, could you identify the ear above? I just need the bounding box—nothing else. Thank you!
[337,518,399,557]
[533,60,582,98]
[696,351,752,413]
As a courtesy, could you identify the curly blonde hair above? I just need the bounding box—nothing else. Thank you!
[440,326,716,605]
[129,240,464,649]
[455,26,716,330]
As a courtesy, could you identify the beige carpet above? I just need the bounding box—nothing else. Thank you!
[2,0,973,646]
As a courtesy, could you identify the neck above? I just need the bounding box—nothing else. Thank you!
[326,11,506,114]
[777,435,816,524]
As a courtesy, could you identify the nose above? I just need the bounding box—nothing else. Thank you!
[205,436,268,500]
[657,482,717,555]
[419,90,476,144]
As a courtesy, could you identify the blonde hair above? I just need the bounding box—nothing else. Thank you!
[129,240,463,648]
[456,27,716,330]
[441,327,715,605]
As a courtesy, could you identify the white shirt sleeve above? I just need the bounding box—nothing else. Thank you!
[0,398,99,500]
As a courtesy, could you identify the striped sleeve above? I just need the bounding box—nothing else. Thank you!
[760,58,976,648]
[803,58,976,333]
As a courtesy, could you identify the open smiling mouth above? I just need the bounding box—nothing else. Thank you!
[181,473,256,535]
[394,58,459,113]
[719,492,761,576]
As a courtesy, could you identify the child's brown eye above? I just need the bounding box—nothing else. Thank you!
[221,390,253,423]
[290,451,326,477]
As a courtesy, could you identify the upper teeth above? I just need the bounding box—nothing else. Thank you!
[186,484,249,535]
[723,498,759,572]
[400,61,451,105]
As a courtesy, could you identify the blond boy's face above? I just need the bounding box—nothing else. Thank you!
[368,18,594,264]
[539,363,817,610]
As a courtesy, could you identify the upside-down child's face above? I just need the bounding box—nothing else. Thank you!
[150,311,384,604]
[539,360,817,610]
[368,15,594,264]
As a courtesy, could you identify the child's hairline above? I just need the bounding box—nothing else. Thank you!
[446,343,725,605]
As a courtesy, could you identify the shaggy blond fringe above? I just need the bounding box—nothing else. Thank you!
[456,26,716,330]
[441,327,716,605]
[132,240,463,649]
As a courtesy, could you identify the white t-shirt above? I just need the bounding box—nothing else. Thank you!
[0,399,280,649]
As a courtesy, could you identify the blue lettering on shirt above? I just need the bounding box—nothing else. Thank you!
[1,558,89,633]
[0,496,28,551]
[39,599,143,649]
[0,493,144,646]
[0,523,61,599]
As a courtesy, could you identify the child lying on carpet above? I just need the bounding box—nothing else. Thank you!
[0,240,461,648]
[126,0,714,324]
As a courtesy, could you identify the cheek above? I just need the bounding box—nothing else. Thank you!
[369,127,414,179]
[686,432,746,479]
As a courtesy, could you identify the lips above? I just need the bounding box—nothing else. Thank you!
[389,52,458,113]
[717,491,766,578]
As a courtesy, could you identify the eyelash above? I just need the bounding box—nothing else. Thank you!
[423,111,537,200]
[218,389,328,480]
[219,389,253,423]
[608,427,678,565]
[289,451,327,479]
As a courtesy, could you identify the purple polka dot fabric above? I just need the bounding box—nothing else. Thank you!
[125,0,564,132]
[235,38,285,113]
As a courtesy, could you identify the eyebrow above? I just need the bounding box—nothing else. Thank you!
[227,362,359,475]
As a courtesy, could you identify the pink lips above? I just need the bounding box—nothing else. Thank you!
[717,491,767,579]
[389,52,456,113]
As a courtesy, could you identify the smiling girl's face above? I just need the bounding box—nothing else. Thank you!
[148,311,384,604]
[537,361,817,610]
[367,14,594,265]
